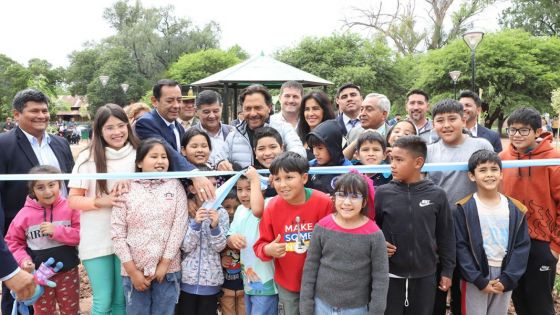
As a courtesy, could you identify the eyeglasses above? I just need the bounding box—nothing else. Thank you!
[506,127,532,136]
[334,192,363,203]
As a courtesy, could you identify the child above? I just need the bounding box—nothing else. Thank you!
[220,189,245,315]
[499,107,560,315]
[375,136,455,315]
[254,151,333,315]
[5,165,80,315]
[111,138,189,315]
[306,119,352,195]
[454,149,530,315]
[68,103,139,314]
[354,131,392,186]
[426,99,494,315]
[386,120,418,153]
[300,172,389,314]
[253,126,285,197]
[228,168,279,315]
[181,128,211,167]
[177,168,230,315]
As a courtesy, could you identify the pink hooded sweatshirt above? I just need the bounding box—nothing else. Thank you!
[5,195,80,272]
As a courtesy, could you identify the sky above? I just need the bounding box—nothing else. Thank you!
[0,0,509,68]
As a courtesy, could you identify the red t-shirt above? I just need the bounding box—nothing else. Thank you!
[254,189,333,292]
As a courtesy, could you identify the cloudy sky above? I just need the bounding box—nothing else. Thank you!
[0,0,508,67]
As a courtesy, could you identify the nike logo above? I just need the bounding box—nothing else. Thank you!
[540,266,550,272]
[419,200,433,207]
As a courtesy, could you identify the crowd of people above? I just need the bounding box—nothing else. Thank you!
[0,79,559,315]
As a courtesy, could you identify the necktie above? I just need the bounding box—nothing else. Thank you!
[349,119,359,128]
[169,123,181,151]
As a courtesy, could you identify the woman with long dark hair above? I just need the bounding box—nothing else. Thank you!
[296,91,336,160]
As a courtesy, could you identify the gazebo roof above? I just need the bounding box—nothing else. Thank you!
[190,54,333,88]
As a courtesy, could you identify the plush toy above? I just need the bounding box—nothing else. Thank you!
[11,258,63,315]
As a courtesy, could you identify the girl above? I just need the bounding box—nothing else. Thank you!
[297,91,336,160]
[227,167,278,315]
[300,173,389,315]
[5,165,80,315]
[181,128,211,167]
[112,138,188,315]
[68,103,139,315]
[385,120,417,158]
[178,166,230,315]
[354,131,392,186]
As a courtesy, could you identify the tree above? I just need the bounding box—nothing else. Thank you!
[275,33,407,113]
[343,0,494,54]
[102,0,220,81]
[0,54,30,119]
[413,29,560,134]
[500,0,560,36]
[167,48,246,85]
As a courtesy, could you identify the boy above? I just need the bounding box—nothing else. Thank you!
[455,149,530,314]
[306,119,352,195]
[354,130,392,186]
[253,126,285,198]
[228,168,279,314]
[254,152,332,315]
[375,136,455,315]
[426,99,494,315]
[499,107,560,315]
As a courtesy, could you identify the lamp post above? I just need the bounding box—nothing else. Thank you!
[120,83,129,93]
[449,70,461,99]
[463,31,484,92]
[99,75,110,105]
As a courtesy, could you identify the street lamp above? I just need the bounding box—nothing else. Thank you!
[120,83,129,93]
[99,75,110,87]
[462,30,484,92]
[449,70,461,99]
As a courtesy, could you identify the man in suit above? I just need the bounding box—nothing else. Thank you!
[335,83,362,137]
[0,88,74,314]
[459,90,503,152]
[1,234,36,301]
[135,79,215,200]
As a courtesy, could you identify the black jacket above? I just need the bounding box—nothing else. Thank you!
[0,127,74,232]
[454,194,530,292]
[375,179,456,278]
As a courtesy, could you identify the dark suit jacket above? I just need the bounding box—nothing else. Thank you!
[0,127,74,233]
[134,109,195,171]
[477,124,502,153]
[0,232,18,279]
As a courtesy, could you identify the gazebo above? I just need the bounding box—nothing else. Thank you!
[190,53,333,122]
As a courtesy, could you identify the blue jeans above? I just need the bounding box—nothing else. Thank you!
[122,271,181,315]
[244,294,278,315]
[314,297,368,315]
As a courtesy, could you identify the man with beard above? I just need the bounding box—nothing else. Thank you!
[459,90,502,152]
[216,85,305,170]
[335,83,362,137]
[406,89,438,144]
[270,81,303,129]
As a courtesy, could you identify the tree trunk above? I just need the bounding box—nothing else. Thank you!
[497,111,506,137]
[485,105,502,129]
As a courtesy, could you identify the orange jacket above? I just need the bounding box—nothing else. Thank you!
[499,132,560,252]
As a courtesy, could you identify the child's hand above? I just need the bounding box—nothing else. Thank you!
[154,260,170,283]
[21,260,35,273]
[229,234,247,249]
[221,255,233,268]
[492,280,505,293]
[244,167,259,182]
[194,208,208,224]
[208,210,219,228]
[130,269,151,291]
[40,222,55,237]
[438,276,452,292]
[264,234,287,258]
[187,199,198,218]
[386,241,397,257]
[482,279,500,294]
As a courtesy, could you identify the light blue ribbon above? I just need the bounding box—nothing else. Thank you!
[1,159,559,181]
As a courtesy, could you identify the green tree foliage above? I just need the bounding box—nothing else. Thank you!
[167,48,247,85]
[0,55,30,119]
[500,0,560,36]
[275,33,407,113]
[102,0,220,81]
[414,29,560,133]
